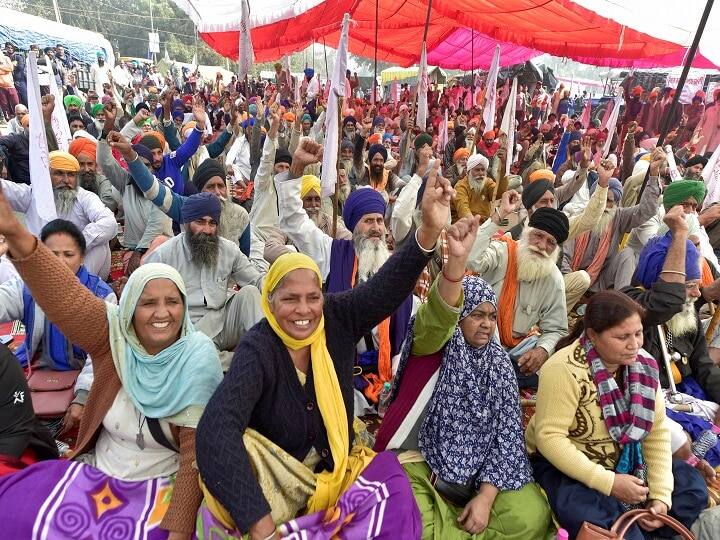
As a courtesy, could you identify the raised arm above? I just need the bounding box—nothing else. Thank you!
[616,148,664,233]
[567,158,612,240]
[467,190,520,274]
[390,173,423,245]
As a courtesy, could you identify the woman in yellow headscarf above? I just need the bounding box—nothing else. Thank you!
[195,218,454,538]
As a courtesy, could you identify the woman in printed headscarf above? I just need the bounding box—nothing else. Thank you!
[375,217,551,539]
[526,291,707,539]
[195,177,455,539]
[0,185,223,540]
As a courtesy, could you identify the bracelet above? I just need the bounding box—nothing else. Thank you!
[493,207,509,227]
[660,270,686,277]
[686,454,700,467]
[260,530,277,540]
[414,228,437,255]
[441,269,464,283]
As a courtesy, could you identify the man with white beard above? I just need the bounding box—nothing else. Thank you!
[451,153,507,223]
[623,207,720,468]
[0,151,116,279]
[468,191,569,389]
[277,139,451,411]
[562,148,664,292]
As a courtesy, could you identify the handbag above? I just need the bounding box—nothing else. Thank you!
[577,509,695,540]
[27,366,81,420]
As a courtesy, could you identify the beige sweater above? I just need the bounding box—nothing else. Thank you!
[525,339,673,508]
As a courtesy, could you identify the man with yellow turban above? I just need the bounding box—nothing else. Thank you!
[68,136,117,212]
[0,150,116,279]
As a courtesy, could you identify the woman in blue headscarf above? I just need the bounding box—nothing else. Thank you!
[0,193,222,540]
[375,217,552,538]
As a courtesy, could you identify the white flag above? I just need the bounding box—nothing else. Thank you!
[703,144,720,208]
[164,47,171,62]
[500,78,518,177]
[45,61,71,152]
[190,53,198,73]
[438,109,448,151]
[238,0,255,80]
[482,45,501,132]
[415,42,429,132]
[282,54,293,97]
[601,97,622,158]
[25,52,57,233]
[320,13,350,197]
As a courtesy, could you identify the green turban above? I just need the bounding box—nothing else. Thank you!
[414,133,433,150]
[63,95,82,109]
[663,180,706,210]
[90,103,105,117]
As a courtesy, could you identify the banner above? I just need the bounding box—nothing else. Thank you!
[25,52,57,234]
[482,45,501,132]
[500,78,518,177]
[320,13,350,197]
[415,42,429,132]
[437,109,448,151]
[665,72,705,104]
[45,60,71,152]
[601,97,622,159]
[238,0,254,80]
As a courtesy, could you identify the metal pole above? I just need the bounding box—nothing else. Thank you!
[323,37,329,81]
[52,0,62,23]
[373,0,379,104]
[636,0,714,201]
[333,95,344,237]
[149,1,156,64]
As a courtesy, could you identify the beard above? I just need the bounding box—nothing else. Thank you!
[456,164,465,176]
[353,230,390,284]
[685,171,703,181]
[516,228,560,282]
[468,174,486,192]
[370,163,384,177]
[94,119,105,132]
[666,298,698,337]
[187,230,220,268]
[341,159,353,174]
[79,171,98,193]
[338,182,351,204]
[53,185,78,215]
[305,207,323,228]
[592,206,617,236]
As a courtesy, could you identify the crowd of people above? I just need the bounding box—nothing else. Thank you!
[1,37,720,540]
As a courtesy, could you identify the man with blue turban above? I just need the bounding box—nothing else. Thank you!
[144,191,264,367]
[276,138,453,410]
[302,67,320,103]
[624,206,720,470]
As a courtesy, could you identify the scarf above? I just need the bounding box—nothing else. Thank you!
[582,334,658,484]
[17,266,112,370]
[496,237,524,348]
[261,253,375,513]
[106,263,222,426]
[571,226,612,285]
[417,277,532,489]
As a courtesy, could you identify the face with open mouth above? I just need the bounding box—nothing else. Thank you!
[269,269,324,341]
[132,278,185,355]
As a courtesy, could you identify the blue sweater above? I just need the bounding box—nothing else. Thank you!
[156,127,202,196]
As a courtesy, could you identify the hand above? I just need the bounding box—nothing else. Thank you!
[290,138,324,175]
[0,182,24,238]
[637,500,668,532]
[627,121,637,135]
[690,131,704,147]
[579,137,592,169]
[103,101,117,132]
[134,107,150,126]
[457,493,492,534]
[60,403,83,435]
[41,94,55,121]
[447,215,481,260]
[268,107,280,139]
[649,147,666,177]
[126,251,143,275]
[107,131,135,160]
[248,515,278,540]
[418,160,454,246]
[597,159,614,188]
[193,98,207,130]
[517,347,548,374]
[696,458,718,486]
[611,473,649,505]
[663,205,688,235]
[0,235,7,258]
[497,189,521,219]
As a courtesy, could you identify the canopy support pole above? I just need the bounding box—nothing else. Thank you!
[471,27,474,98]
[373,0,379,104]
[637,0,714,202]
[323,37,329,81]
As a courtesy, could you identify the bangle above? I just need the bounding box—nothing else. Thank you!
[260,530,277,540]
[441,269,464,283]
[660,270,686,277]
[414,227,437,255]
[493,207,509,227]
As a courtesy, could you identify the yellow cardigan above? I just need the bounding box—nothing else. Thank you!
[451,174,508,223]
[525,340,673,508]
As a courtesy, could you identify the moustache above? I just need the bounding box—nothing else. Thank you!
[527,244,551,258]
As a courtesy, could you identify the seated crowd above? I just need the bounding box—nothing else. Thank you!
[1,60,720,540]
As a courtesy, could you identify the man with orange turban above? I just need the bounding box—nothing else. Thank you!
[69,136,117,212]
[444,147,470,186]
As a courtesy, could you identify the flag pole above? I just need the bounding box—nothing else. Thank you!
[636,0,714,202]
[333,95,343,237]
[373,0,379,104]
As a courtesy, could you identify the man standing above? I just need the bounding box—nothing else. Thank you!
[4,43,25,107]
[0,151,116,278]
[89,52,111,94]
[7,104,26,135]
[0,48,18,122]
[468,192,569,388]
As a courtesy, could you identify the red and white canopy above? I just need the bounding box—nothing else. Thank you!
[173,0,720,69]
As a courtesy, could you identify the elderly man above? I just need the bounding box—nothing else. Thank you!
[683,155,707,181]
[451,153,508,223]
[468,191,569,388]
[7,104,26,135]
[144,192,263,365]
[444,147,469,186]
[276,138,449,410]
[562,149,663,292]
[0,151,116,279]
[68,137,117,213]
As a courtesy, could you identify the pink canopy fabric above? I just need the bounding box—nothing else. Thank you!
[173,0,720,69]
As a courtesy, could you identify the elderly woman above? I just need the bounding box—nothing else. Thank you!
[375,218,551,539]
[195,155,455,539]
[0,219,116,434]
[526,290,707,539]
[0,187,222,540]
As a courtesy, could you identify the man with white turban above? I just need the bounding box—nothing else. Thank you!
[451,153,508,223]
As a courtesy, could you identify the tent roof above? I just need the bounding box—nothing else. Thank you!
[173,0,720,70]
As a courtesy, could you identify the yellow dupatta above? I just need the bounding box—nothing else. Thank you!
[262,253,375,513]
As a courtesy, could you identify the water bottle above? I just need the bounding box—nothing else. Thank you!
[377,382,392,418]
[692,425,720,460]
